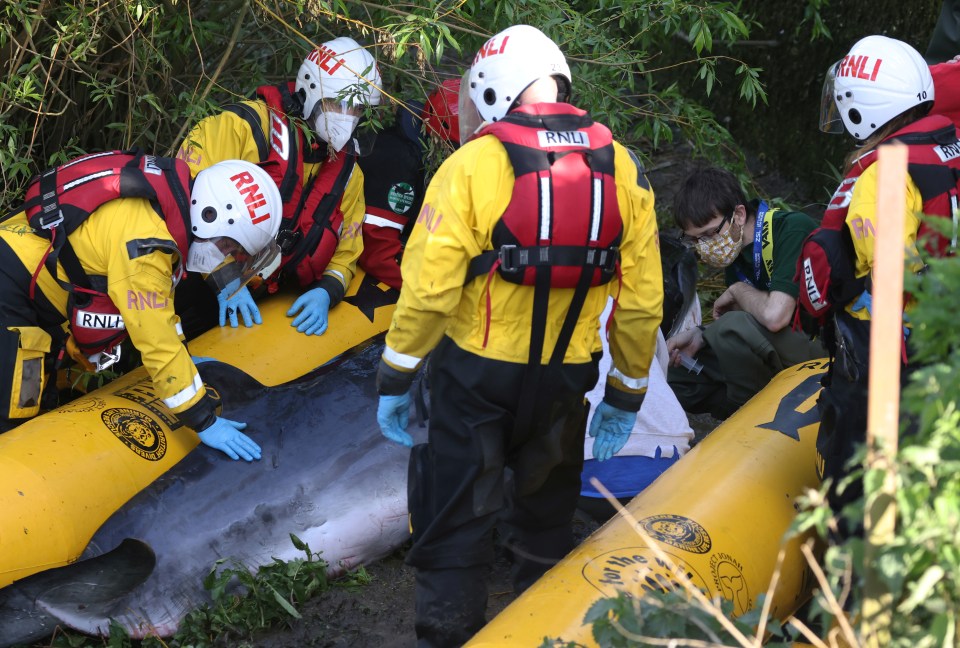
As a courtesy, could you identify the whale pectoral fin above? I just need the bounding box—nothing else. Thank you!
[0,539,156,647]
[35,538,156,634]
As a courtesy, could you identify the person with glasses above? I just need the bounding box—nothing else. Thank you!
[666,166,826,419]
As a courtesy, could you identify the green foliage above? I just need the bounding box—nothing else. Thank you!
[39,534,372,647]
[172,532,368,645]
[1,0,774,213]
[539,589,795,647]
[787,253,960,645]
[684,0,943,204]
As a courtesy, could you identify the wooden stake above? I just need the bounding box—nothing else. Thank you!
[862,142,907,647]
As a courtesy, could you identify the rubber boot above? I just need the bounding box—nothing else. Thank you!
[414,565,488,648]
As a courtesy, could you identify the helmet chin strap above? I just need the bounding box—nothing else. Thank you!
[292,88,307,119]
[555,76,571,103]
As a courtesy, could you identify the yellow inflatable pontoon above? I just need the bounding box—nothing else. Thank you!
[0,270,397,590]
[467,358,828,646]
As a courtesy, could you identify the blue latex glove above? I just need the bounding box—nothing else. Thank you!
[197,416,262,462]
[287,287,331,336]
[218,279,262,328]
[377,392,413,447]
[588,402,637,462]
[852,290,910,336]
[851,290,872,316]
[191,356,216,364]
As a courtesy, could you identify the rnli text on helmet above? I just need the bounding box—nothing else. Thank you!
[308,44,346,76]
[474,35,510,64]
[837,55,882,82]
[230,172,271,225]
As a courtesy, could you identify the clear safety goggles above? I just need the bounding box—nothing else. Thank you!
[819,60,845,135]
[457,69,484,145]
[188,236,281,296]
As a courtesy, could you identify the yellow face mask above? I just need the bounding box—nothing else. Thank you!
[695,218,743,268]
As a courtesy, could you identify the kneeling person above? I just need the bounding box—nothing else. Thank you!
[667,166,826,419]
[0,153,281,462]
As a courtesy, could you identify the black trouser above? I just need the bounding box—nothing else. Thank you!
[669,311,826,419]
[406,336,599,647]
[816,312,917,540]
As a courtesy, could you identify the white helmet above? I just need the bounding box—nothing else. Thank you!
[295,37,382,119]
[820,35,934,141]
[467,25,572,124]
[187,160,283,290]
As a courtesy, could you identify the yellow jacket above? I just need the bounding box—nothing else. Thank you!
[382,131,662,405]
[177,100,365,297]
[843,162,924,321]
[0,199,210,422]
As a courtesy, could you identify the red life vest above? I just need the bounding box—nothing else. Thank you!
[465,103,624,360]
[226,84,356,288]
[795,114,960,325]
[466,104,623,288]
[13,150,192,356]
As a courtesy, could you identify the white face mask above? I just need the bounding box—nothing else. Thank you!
[186,240,226,274]
[314,110,359,152]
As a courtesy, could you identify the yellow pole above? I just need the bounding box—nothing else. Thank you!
[861,142,907,647]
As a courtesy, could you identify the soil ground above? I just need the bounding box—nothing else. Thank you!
[252,414,723,648]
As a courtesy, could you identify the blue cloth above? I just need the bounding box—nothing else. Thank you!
[287,287,331,336]
[580,446,681,499]
[218,279,261,328]
[377,392,413,447]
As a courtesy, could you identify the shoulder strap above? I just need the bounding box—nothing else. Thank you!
[223,103,269,161]
[760,208,777,282]
[283,154,357,273]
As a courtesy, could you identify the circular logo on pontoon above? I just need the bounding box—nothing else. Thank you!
[639,514,711,554]
[58,396,106,413]
[102,407,167,461]
[387,182,415,213]
[582,547,711,598]
[710,552,751,616]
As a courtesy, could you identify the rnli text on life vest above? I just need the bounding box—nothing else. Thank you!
[230,172,271,225]
[536,130,591,148]
[76,310,126,330]
[802,259,827,311]
[269,113,290,161]
[143,156,162,176]
[935,140,960,163]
